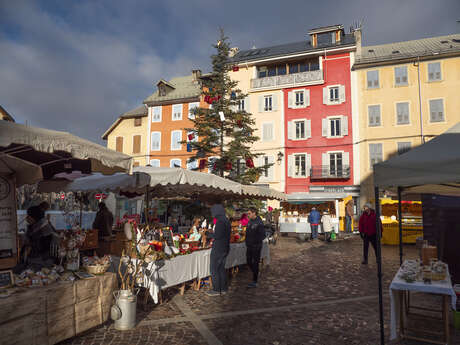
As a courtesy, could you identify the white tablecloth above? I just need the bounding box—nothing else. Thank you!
[141,240,270,303]
[389,262,457,340]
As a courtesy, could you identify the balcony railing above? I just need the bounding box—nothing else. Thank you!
[310,165,350,180]
[250,70,323,89]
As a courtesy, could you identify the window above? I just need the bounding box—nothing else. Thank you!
[159,85,166,96]
[258,67,267,78]
[368,105,381,127]
[238,99,245,111]
[428,62,441,81]
[133,162,140,167]
[152,106,161,122]
[330,118,341,137]
[172,104,182,121]
[258,156,274,180]
[329,87,339,102]
[396,102,410,125]
[211,128,220,146]
[429,99,444,122]
[329,153,343,177]
[171,130,182,150]
[289,63,298,74]
[132,135,141,154]
[116,137,123,153]
[134,118,142,127]
[262,123,273,141]
[295,91,304,106]
[394,66,408,86]
[187,159,198,170]
[295,120,306,139]
[367,70,379,89]
[397,142,411,155]
[264,96,272,111]
[188,102,199,119]
[295,154,306,177]
[288,89,309,109]
[369,143,383,169]
[170,159,181,168]
[277,65,286,75]
[149,159,160,167]
[151,132,161,151]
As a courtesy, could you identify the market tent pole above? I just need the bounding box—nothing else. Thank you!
[397,186,403,265]
[374,186,385,345]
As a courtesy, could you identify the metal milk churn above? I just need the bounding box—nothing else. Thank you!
[111,289,138,330]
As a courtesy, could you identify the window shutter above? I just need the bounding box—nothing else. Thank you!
[268,156,275,180]
[305,89,310,107]
[263,123,273,141]
[322,118,328,137]
[343,152,350,168]
[322,153,329,177]
[287,121,294,140]
[341,116,348,136]
[287,155,294,177]
[339,85,346,103]
[305,119,311,138]
[133,135,141,154]
[272,94,278,111]
[116,137,123,153]
[245,96,250,112]
[288,91,294,108]
[258,96,264,112]
[323,87,328,105]
[306,154,311,177]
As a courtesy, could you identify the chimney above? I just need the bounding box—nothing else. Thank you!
[353,28,362,56]
[192,69,202,81]
[229,47,239,58]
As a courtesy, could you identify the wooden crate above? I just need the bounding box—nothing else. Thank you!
[99,272,117,297]
[99,294,113,323]
[75,298,102,334]
[0,289,46,325]
[47,304,75,345]
[74,276,100,303]
[46,281,75,311]
[0,312,47,345]
[81,229,99,250]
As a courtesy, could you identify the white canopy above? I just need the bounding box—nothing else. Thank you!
[0,154,43,186]
[374,122,460,196]
[241,185,287,201]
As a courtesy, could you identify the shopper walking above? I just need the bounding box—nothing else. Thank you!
[206,204,231,296]
[246,207,266,288]
[308,207,321,240]
[321,210,333,242]
[358,203,381,264]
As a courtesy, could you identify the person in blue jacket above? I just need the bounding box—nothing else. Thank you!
[308,207,321,240]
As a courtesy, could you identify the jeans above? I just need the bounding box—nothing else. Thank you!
[345,215,352,233]
[311,224,319,239]
[363,234,377,262]
[246,245,262,283]
[324,232,331,242]
[210,249,229,292]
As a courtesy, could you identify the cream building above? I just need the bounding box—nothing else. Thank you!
[352,34,460,206]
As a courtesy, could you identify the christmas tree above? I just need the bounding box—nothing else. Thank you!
[186,29,272,184]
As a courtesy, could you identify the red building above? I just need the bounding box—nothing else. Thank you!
[284,25,359,202]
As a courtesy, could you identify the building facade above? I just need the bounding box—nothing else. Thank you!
[353,34,460,206]
[0,105,15,122]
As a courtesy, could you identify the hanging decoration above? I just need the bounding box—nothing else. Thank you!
[237,119,243,128]
[199,159,206,170]
[188,133,195,141]
[186,143,192,152]
[232,66,239,72]
[245,157,254,168]
[225,161,232,171]
[219,111,225,121]
[230,91,236,99]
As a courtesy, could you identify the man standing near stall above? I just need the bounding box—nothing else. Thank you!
[206,204,231,296]
[246,207,266,288]
[308,207,321,241]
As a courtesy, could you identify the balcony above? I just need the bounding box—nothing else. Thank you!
[310,165,350,180]
[250,70,323,90]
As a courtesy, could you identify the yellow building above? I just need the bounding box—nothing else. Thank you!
[353,34,460,206]
[102,105,149,167]
[0,105,15,122]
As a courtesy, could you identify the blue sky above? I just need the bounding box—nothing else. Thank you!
[1,0,459,144]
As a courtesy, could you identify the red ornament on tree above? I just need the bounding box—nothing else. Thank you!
[199,159,206,170]
[232,66,239,72]
[245,158,254,168]
[237,119,243,128]
[204,95,212,104]
[225,161,232,171]
[188,133,195,141]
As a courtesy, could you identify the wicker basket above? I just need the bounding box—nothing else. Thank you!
[84,263,110,275]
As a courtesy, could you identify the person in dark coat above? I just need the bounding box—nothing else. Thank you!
[93,202,114,238]
[246,207,266,288]
[308,207,321,240]
[206,204,231,296]
[359,203,382,264]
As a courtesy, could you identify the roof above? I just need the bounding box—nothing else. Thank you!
[308,24,343,35]
[0,105,15,122]
[354,33,460,68]
[143,74,202,105]
[231,34,355,64]
[102,104,147,140]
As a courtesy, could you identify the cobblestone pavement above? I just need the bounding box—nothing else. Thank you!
[60,235,460,345]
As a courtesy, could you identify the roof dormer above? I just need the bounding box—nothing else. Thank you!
[156,79,175,97]
[308,24,344,48]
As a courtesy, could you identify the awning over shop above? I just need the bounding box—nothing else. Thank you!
[287,192,352,202]
[241,185,287,201]
[0,121,133,185]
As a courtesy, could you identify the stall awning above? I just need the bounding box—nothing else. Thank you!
[241,185,287,201]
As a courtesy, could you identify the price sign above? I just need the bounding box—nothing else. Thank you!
[0,270,14,289]
[102,193,107,199]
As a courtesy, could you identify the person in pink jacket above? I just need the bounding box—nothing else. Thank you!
[358,203,382,264]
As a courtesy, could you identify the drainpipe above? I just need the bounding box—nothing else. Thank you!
[414,57,424,144]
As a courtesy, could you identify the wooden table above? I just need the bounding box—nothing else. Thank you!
[390,261,457,344]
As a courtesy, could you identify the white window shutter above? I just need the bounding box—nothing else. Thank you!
[306,153,311,177]
[287,155,294,177]
[272,94,278,111]
[245,96,250,112]
[322,118,328,137]
[268,156,275,180]
[305,89,310,107]
[306,119,311,138]
[258,96,264,112]
[339,85,346,103]
[322,153,329,177]
[341,116,348,136]
[323,87,329,105]
[288,91,294,108]
[287,121,294,140]
[343,152,350,167]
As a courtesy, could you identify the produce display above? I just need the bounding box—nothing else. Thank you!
[398,258,448,284]
[13,265,76,288]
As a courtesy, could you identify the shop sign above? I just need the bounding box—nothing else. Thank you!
[95,193,107,200]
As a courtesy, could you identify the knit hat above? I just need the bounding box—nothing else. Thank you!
[364,203,372,209]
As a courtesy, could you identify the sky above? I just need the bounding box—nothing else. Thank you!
[1,0,459,145]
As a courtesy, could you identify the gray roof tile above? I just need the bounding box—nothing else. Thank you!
[121,104,147,118]
[143,75,201,104]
